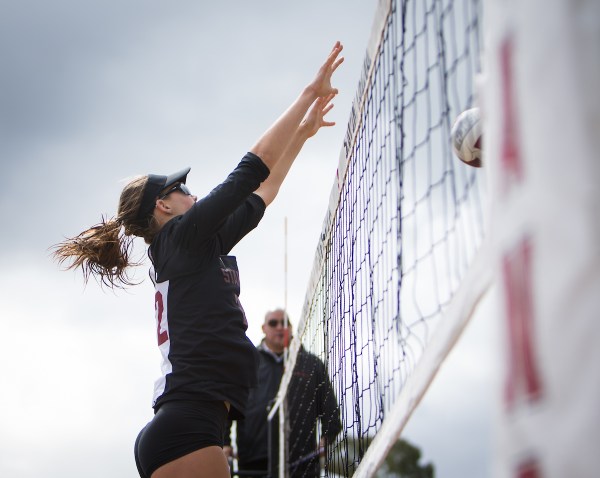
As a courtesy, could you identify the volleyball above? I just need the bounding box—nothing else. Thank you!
[451,107,482,167]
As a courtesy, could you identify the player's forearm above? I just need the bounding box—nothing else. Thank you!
[253,128,309,206]
[250,86,318,171]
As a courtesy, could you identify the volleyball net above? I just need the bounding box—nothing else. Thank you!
[270,0,488,476]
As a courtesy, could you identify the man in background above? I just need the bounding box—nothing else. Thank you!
[225,308,342,477]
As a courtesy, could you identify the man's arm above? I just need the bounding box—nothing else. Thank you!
[316,357,343,442]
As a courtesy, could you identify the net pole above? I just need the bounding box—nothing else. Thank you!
[279,216,288,478]
[284,217,287,314]
[284,216,289,361]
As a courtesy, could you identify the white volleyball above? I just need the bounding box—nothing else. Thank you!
[451,107,483,167]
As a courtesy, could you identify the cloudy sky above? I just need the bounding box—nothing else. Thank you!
[0,1,498,477]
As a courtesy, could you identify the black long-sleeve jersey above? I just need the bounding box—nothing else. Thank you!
[148,152,269,419]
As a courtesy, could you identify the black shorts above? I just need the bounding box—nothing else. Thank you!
[134,400,229,478]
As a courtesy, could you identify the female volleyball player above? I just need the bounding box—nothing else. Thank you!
[52,42,344,478]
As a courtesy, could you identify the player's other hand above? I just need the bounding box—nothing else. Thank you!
[301,93,337,139]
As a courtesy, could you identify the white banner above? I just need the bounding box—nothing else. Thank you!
[485,0,600,477]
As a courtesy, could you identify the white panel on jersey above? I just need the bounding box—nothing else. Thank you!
[152,280,172,407]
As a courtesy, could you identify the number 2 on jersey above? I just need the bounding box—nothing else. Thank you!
[155,291,169,345]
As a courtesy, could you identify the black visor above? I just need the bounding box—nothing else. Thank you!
[134,167,191,226]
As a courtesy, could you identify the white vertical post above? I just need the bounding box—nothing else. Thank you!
[279,216,288,478]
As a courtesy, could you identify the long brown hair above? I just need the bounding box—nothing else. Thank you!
[52,175,160,288]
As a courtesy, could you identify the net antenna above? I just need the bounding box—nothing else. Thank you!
[284,216,289,350]
[269,0,489,476]
[279,216,289,477]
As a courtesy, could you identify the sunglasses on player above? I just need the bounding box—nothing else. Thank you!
[158,182,192,200]
[267,319,288,328]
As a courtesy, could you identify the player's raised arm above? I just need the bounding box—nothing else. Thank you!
[250,42,344,172]
[255,93,337,206]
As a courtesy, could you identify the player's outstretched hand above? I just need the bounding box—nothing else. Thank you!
[301,93,337,139]
[308,41,344,98]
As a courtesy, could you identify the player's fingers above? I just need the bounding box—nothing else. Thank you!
[322,103,335,115]
[325,42,343,65]
[331,56,345,72]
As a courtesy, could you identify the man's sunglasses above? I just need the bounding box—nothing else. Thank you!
[267,319,288,328]
[158,182,192,200]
